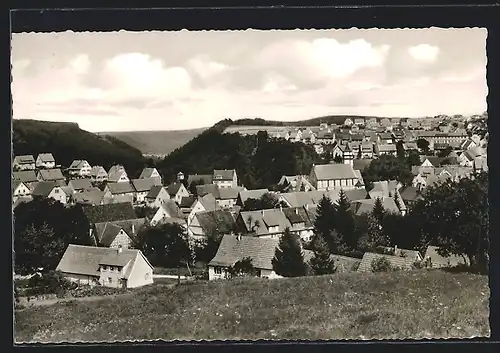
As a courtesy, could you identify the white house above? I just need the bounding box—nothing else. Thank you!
[145,185,170,208]
[187,193,220,226]
[212,169,238,188]
[131,178,158,204]
[13,155,36,171]
[90,166,108,183]
[208,235,283,280]
[12,180,32,203]
[68,178,94,193]
[37,169,66,185]
[188,209,235,239]
[150,200,184,226]
[93,223,134,249]
[166,182,190,204]
[31,181,69,205]
[139,167,162,186]
[309,164,361,191]
[36,153,56,169]
[108,165,129,183]
[68,160,92,177]
[56,244,154,288]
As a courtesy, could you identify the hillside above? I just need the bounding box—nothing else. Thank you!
[101,128,207,155]
[156,120,321,187]
[229,115,400,127]
[12,119,147,177]
[15,270,489,342]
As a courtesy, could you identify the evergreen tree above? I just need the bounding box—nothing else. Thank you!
[396,140,405,160]
[357,147,362,159]
[368,198,391,247]
[334,190,356,251]
[272,228,307,277]
[310,235,337,275]
[313,195,336,252]
[372,197,386,224]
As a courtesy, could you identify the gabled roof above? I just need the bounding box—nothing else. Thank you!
[139,167,159,179]
[197,193,219,212]
[167,182,185,196]
[352,197,400,216]
[56,244,151,278]
[213,169,236,181]
[95,223,127,247]
[68,160,90,170]
[72,190,106,205]
[195,209,235,235]
[238,189,269,204]
[282,207,312,227]
[37,153,55,163]
[187,174,213,186]
[279,189,368,208]
[368,180,399,199]
[179,195,197,208]
[131,178,157,193]
[83,202,137,224]
[108,165,127,182]
[312,164,358,180]
[13,155,35,165]
[68,178,93,191]
[106,182,135,195]
[31,181,58,197]
[196,184,219,198]
[357,252,419,272]
[38,169,65,181]
[209,235,280,270]
[145,185,165,200]
[399,186,422,202]
[159,199,183,218]
[218,186,245,200]
[90,166,108,177]
[13,170,38,183]
[96,219,146,238]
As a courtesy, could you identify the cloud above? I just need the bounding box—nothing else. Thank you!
[408,44,440,63]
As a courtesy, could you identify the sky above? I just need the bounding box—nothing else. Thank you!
[11,28,487,132]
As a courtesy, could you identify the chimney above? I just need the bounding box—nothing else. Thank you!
[131,223,135,234]
[236,234,241,241]
[295,208,299,215]
[394,245,398,254]
[261,209,265,216]
[279,205,283,212]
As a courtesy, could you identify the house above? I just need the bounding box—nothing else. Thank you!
[278,189,368,209]
[236,189,270,207]
[13,170,38,184]
[150,200,184,226]
[131,178,158,204]
[72,189,106,206]
[458,147,484,167]
[12,180,32,203]
[82,202,138,225]
[138,167,162,186]
[188,174,214,188]
[375,144,397,157]
[378,133,393,144]
[56,244,154,288]
[351,197,401,216]
[460,139,478,151]
[357,251,421,272]
[188,209,235,239]
[187,193,220,225]
[90,166,108,183]
[92,223,133,248]
[37,169,66,185]
[237,207,314,241]
[166,182,190,204]
[403,142,418,151]
[68,178,94,193]
[359,142,374,159]
[277,175,316,193]
[343,118,353,127]
[398,186,423,209]
[13,155,36,171]
[68,160,92,177]
[354,118,365,126]
[31,181,69,205]
[212,169,238,188]
[108,165,129,183]
[104,182,136,202]
[208,235,282,280]
[35,153,56,169]
[423,245,469,269]
[216,186,245,209]
[179,196,197,218]
[309,164,361,191]
[145,185,170,208]
[315,130,335,144]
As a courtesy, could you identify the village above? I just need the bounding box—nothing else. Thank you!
[12,113,488,291]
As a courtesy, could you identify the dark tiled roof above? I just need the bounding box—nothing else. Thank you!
[13,155,35,164]
[195,209,235,234]
[31,181,58,197]
[357,252,419,272]
[167,182,184,196]
[68,178,93,191]
[96,223,126,247]
[106,182,135,195]
[37,153,55,163]
[13,170,38,183]
[399,186,422,202]
[72,190,105,205]
[38,169,65,181]
[146,185,164,199]
[213,169,236,180]
[179,195,196,208]
[83,202,137,224]
[312,164,357,180]
[209,235,279,270]
[131,178,157,192]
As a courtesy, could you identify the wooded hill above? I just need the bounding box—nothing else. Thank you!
[156,119,322,188]
[12,119,147,178]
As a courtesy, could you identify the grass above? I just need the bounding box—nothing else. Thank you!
[14,270,490,342]
[102,128,207,155]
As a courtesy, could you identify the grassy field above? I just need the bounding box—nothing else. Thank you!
[101,128,207,155]
[14,270,489,342]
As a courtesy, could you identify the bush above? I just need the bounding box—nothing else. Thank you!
[370,256,392,272]
[412,260,426,269]
[26,271,77,298]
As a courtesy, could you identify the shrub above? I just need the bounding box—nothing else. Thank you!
[370,256,392,272]
[228,257,257,278]
[27,271,77,298]
[412,260,426,269]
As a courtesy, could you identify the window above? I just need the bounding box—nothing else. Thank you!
[108,277,112,283]
[145,272,150,280]
[110,266,115,271]
[54,189,59,193]
[214,267,222,274]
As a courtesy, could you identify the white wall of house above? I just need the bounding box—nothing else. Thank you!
[99,263,128,288]
[172,185,190,204]
[208,265,229,280]
[216,198,236,209]
[49,187,67,205]
[214,180,234,189]
[187,200,206,225]
[15,163,36,171]
[64,273,99,286]
[91,172,108,182]
[135,191,149,204]
[126,253,154,288]
[117,173,130,183]
[317,178,356,191]
[13,183,31,198]
[109,230,132,249]
[260,269,282,279]
[36,158,55,169]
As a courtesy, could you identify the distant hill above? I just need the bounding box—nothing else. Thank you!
[101,128,208,155]
[12,119,147,178]
[229,116,394,127]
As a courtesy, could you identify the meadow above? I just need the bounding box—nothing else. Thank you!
[15,270,490,342]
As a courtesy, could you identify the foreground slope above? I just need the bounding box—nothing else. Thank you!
[102,128,207,155]
[12,119,146,177]
[15,270,489,342]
